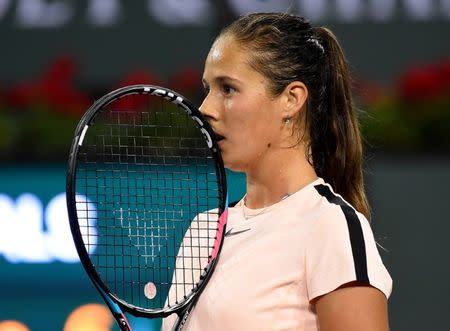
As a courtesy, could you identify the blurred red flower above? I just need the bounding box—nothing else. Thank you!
[114,69,163,111]
[7,81,39,109]
[116,69,162,88]
[169,66,202,97]
[397,58,450,102]
[7,55,90,114]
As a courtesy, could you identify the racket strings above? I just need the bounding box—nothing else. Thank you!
[75,93,220,311]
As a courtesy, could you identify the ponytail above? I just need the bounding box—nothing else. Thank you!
[310,27,370,219]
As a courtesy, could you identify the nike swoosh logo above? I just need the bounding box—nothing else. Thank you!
[225,227,251,237]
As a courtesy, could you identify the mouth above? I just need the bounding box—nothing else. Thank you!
[214,132,225,142]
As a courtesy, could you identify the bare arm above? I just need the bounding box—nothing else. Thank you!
[315,282,389,331]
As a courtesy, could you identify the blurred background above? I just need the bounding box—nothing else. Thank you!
[0,1,449,330]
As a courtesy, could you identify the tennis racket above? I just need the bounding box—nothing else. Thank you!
[66,85,228,330]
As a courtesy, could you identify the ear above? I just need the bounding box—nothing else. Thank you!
[280,81,308,120]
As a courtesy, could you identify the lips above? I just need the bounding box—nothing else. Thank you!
[212,130,225,142]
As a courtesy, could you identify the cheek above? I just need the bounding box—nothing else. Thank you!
[225,94,276,144]
[224,97,233,110]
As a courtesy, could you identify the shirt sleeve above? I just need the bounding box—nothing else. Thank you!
[305,206,393,301]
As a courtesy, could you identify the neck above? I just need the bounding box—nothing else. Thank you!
[244,145,317,209]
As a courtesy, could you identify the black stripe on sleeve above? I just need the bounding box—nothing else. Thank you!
[314,184,370,283]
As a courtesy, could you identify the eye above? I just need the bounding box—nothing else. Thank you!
[222,84,236,95]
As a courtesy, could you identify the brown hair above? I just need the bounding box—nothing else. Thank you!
[220,13,370,219]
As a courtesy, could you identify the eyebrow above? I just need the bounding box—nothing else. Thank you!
[202,75,242,87]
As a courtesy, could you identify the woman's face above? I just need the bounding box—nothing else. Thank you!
[200,35,285,172]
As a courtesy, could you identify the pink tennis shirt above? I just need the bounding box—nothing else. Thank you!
[162,177,392,330]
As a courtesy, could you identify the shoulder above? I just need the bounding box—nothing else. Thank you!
[303,182,393,301]
[307,182,370,237]
[307,182,372,277]
[281,180,367,231]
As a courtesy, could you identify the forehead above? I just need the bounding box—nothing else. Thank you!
[205,36,248,71]
[203,35,268,89]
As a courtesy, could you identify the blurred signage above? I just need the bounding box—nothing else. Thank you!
[0,192,97,264]
[0,166,244,267]
[0,0,448,28]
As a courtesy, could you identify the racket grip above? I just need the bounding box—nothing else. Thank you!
[114,313,132,331]
[173,310,191,331]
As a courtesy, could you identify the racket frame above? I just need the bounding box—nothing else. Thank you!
[66,85,228,328]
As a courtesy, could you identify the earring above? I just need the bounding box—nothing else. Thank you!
[283,117,291,125]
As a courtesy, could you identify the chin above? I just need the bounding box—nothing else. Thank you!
[221,148,250,172]
[223,158,246,173]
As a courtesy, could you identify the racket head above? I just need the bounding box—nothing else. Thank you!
[66,85,228,318]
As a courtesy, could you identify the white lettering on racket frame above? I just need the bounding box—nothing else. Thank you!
[0,192,97,264]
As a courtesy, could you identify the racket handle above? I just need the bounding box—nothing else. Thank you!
[173,310,191,331]
[114,313,132,331]
[173,295,199,331]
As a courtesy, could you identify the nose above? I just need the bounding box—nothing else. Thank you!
[199,93,218,122]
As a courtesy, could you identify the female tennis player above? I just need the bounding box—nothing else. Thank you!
[163,12,392,330]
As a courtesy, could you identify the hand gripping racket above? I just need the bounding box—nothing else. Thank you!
[66,85,228,330]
